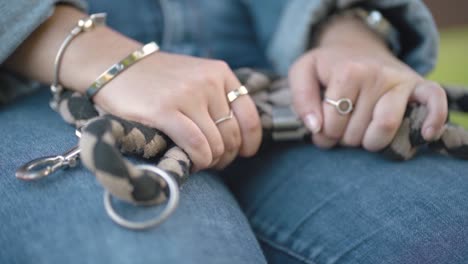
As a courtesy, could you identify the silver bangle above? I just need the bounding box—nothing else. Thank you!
[50,13,107,110]
[104,165,180,230]
[85,41,160,99]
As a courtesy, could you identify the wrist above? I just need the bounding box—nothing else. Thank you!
[4,5,142,95]
[60,25,141,94]
[316,15,390,53]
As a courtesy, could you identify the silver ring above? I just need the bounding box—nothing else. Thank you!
[214,110,233,125]
[324,97,353,115]
[104,165,180,230]
[227,85,248,103]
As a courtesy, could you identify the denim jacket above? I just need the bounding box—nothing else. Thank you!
[0,0,438,103]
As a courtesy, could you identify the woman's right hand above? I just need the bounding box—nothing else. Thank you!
[92,52,262,171]
[3,5,261,171]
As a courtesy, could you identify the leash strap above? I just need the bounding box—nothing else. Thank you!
[16,68,468,230]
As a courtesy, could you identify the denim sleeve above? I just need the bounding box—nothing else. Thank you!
[0,0,87,64]
[0,0,87,104]
[242,0,439,76]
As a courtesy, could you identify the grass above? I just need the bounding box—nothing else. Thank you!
[428,26,468,128]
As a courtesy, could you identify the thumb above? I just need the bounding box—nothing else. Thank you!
[289,52,323,134]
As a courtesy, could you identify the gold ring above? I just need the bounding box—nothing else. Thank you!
[227,85,248,103]
[214,110,234,125]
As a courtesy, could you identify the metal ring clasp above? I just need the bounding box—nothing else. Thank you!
[104,165,180,230]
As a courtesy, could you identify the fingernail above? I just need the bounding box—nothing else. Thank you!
[423,126,435,140]
[304,114,321,133]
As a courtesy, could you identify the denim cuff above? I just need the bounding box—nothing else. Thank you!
[267,0,439,76]
[0,0,87,64]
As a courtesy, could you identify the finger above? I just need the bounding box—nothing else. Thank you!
[362,85,412,151]
[224,68,262,157]
[209,92,242,169]
[411,81,448,140]
[183,108,225,167]
[289,52,323,136]
[321,63,362,141]
[158,113,212,171]
[341,88,380,147]
[213,116,242,170]
[312,132,339,149]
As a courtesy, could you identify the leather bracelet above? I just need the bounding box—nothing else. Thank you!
[50,13,107,110]
[86,42,159,99]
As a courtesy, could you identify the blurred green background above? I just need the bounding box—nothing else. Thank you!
[428,28,468,128]
[424,0,468,128]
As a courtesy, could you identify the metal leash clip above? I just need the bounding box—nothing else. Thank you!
[16,130,81,180]
[15,130,179,230]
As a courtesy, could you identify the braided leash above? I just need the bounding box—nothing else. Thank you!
[235,69,468,160]
[16,68,468,229]
[56,68,468,202]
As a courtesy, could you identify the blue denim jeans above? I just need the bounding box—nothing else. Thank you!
[2,87,468,264]
[1,0,467,263]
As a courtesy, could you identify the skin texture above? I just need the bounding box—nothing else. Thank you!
[289,16,447,151]
[5,6,261,172]
[4,6,447,169]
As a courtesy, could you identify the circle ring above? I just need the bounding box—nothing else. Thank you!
[324,97,354,115]
[104,164,180,230]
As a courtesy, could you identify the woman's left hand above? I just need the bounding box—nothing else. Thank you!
[288,16,447,151]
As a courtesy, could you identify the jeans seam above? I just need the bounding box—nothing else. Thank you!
[256,233,318,264]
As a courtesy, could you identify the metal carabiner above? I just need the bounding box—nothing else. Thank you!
[16,130,81,181]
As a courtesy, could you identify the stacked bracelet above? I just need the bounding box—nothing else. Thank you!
[51,13,160,109]
[85,42,159,99]
[50,13,107,110]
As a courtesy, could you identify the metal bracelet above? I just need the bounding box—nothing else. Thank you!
[50,13,107,110]
[104,165,180,230]
[86,42,160,99]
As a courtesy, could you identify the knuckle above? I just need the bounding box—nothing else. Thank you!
[247,116,262,134]
[341,135,361,147]
[362,141,384,152]
[322,127,343,140]
[240,141,258,157]
[427,83,448,120]
[367,61,384,74]
[243,114,262,137]
[436,104,448,122]
[188,132,207,152]
[211,60,231,74]
[313,138,337,149]
[196,158,211,170]
[176,82,194,96]
[225,130,241,153]
[429,82,447,99]
[212,143,225,160]
[194,151,212,170]
[339,61,366,79]
[375,117,401,133]
[289,51,316,77]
